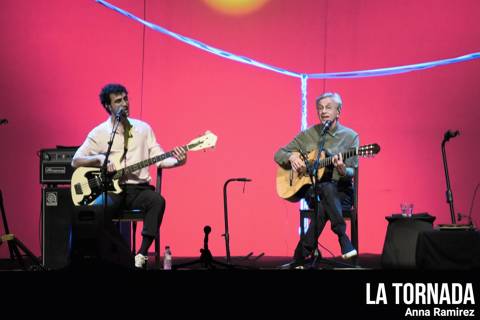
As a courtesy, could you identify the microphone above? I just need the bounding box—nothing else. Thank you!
[234,178,251,182]
[115,107,128,119]
[0,119,8,125]
[203,225,211,248]
[443,130,459,142]
[321,120,332,135]
[204,225,211,234]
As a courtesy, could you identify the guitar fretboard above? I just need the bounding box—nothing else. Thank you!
[316,148,358,168]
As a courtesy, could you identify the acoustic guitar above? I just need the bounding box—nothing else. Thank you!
[276,143,380,202]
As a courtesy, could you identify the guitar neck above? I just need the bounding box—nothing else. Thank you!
[113,144,188,179]
[317,148,357,169]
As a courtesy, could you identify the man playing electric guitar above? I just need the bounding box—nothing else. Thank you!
[274,92,359,269]
[72,83,187,269]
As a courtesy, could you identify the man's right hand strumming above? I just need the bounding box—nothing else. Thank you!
[96,154,116,172]
[71,154,116,172]
[288,152,306,174]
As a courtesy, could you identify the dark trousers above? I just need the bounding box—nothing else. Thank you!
[294,181,353,259]
[95,184,166,238]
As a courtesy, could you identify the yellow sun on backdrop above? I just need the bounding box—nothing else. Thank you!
[202,0,270,16]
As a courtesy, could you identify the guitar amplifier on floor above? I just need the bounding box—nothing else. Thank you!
[42,186,74,270]
[42,187,134,270]
[39,146,78,184]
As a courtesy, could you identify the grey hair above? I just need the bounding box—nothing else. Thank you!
[315,92,343,112]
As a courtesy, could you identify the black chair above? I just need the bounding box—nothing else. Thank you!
[112,168,163,268]
[299,167,359,262]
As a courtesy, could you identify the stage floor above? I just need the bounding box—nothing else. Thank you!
[0,253,382,271]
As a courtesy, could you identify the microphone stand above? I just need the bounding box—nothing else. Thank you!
[101,114,122,221]
[172,225,233,270]
[308,133,326,267]
[97,114,124,260]
[73,113,122,264]
[441,132,457,224]
[306,123,356,269]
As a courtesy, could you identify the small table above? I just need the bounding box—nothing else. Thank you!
[381,213,436,269]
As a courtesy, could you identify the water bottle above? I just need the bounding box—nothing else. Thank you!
[163,246,172,270]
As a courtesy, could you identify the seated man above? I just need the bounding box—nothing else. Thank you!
[72,83,187,269]
[274,92,358,268]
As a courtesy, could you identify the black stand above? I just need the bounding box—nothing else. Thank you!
[302,126,357,269]
[0,118,44,270]
[101,114,123,222]
[172,226,233,269]
[441,130,459,225]
[222,178,263,266]
[70,114,124,267]
[0,189,46,270]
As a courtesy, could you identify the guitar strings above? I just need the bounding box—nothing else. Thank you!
[74,147,189,194]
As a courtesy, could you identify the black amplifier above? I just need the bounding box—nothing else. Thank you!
[40,147,78,184]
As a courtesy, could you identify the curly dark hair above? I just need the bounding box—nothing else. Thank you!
[99,83,128,114]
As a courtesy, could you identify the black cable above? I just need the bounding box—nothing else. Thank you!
[139,0,146,118]
[39,188,43,262]
[318,242,335,258]
[467,183,480,225]
[321,0,329,93]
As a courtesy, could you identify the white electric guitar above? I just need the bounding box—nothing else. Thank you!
[71,131,217,206]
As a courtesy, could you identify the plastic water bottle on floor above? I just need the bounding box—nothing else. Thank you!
[163,246,172,270]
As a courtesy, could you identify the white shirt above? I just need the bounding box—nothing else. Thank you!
[74,117,178,184]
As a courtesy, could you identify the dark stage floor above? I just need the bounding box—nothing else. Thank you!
[0,253,382,271]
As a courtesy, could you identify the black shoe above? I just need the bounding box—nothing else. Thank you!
[280,258,305,270]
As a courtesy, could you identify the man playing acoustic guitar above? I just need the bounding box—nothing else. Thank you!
[72,83,187,269]
[274,92,359,269]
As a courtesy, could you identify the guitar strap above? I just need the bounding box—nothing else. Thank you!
[120,118,133,163]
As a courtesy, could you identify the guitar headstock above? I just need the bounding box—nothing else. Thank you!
[187,130,218,151]
[358,143,381,157]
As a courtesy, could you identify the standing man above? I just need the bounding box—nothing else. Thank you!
[274,92,359,269]
[72,83,187,269]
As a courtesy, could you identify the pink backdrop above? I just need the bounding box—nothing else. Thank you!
[1,0,479,259]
